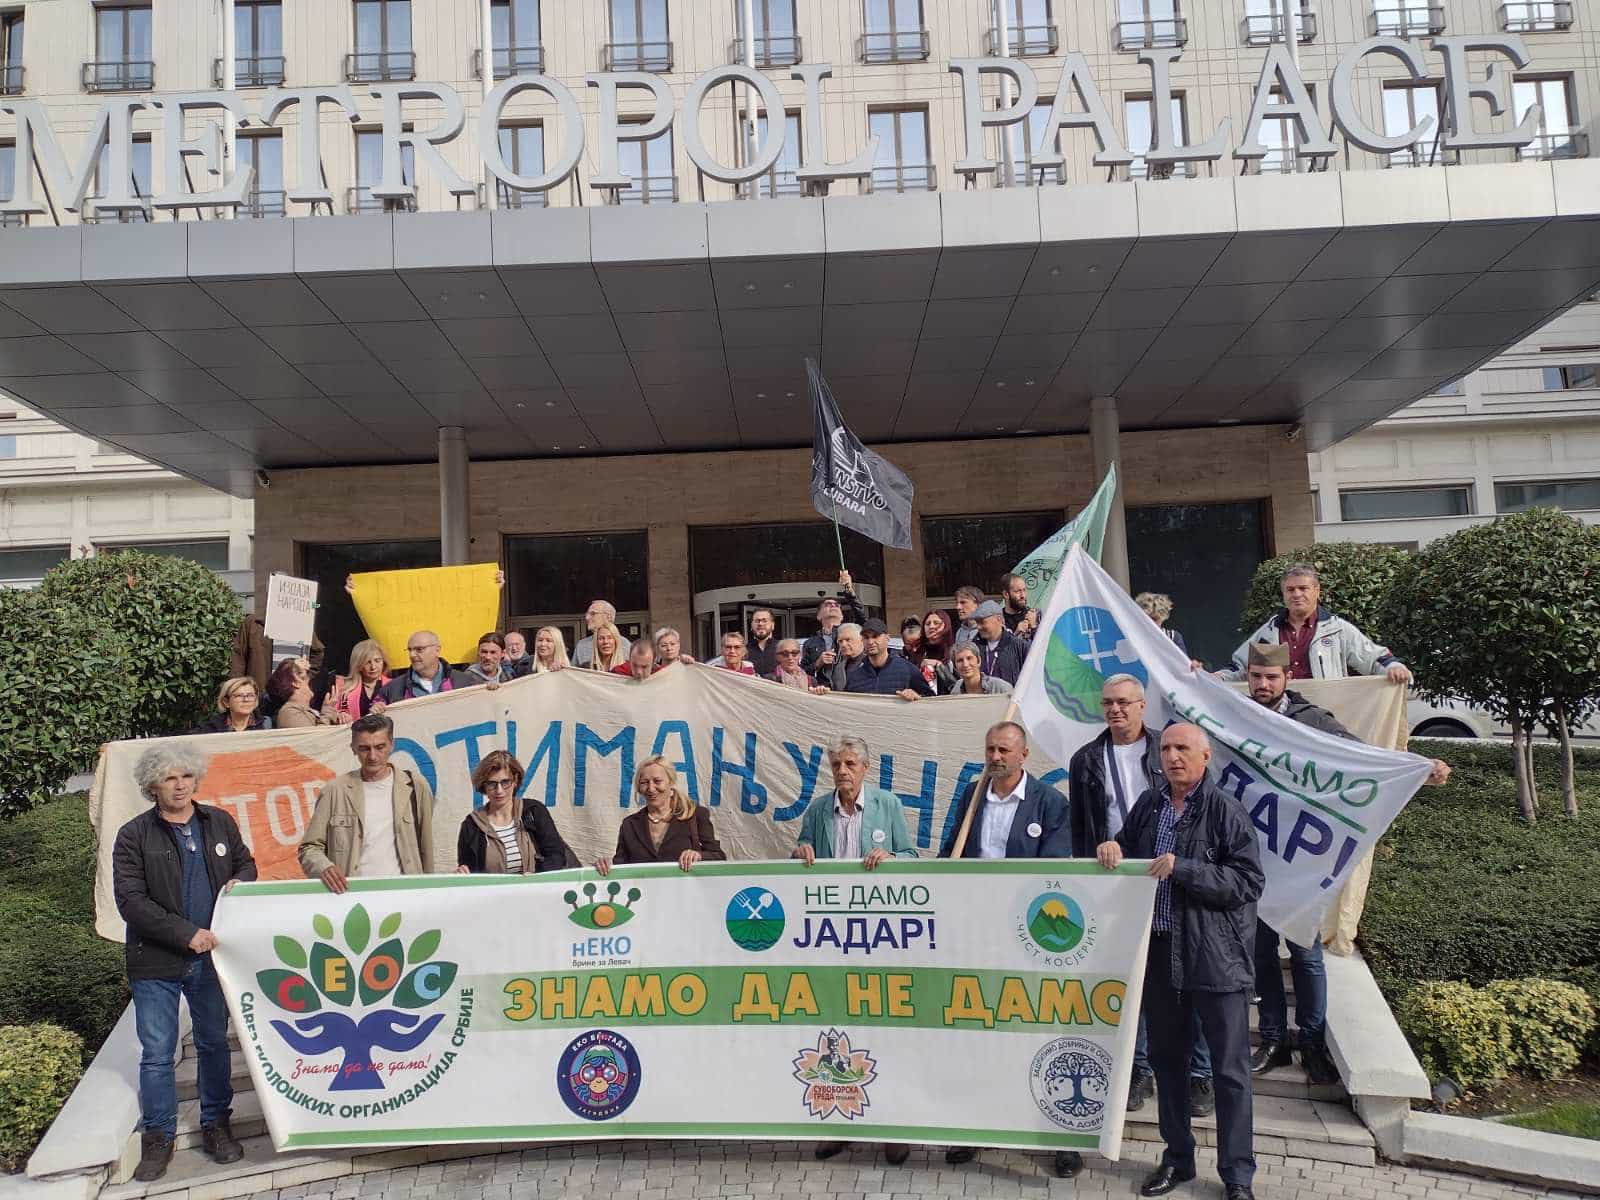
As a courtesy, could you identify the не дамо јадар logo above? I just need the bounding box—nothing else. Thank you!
[1042,606,1148,723]
[725,886,786,951]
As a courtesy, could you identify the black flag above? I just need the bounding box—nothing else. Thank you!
[807,358,915,550]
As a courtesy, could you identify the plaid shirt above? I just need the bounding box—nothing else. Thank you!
[1152,793,1181,932]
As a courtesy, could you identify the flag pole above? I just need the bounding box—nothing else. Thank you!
[829,499,846,572]
[947,697,1022,858]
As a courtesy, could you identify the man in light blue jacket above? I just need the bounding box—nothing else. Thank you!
[794,735,917,1167]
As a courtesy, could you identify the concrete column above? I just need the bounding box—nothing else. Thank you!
[439,426,470,565]
[647,522,691,638]
[1090,396,1131,592]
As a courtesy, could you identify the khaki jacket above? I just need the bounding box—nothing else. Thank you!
[299,768,435,879]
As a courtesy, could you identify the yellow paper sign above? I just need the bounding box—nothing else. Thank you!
[349,563,501,669]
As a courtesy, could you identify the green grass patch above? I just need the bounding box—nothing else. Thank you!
[0,794,128,1053]
[1503,1102,1600,1140]
[1361,740,1600,1061]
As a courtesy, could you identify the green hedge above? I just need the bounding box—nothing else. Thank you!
[1486,979,1597,1079]
[1397,981,1513,1088]
[0,798,127,1049]
[1363,740,1600,1069]
[36,550,240,739]
[0,1023,84,1172]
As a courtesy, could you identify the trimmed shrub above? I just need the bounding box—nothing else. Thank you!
[0,897,128,1051]
[1239,542,1412,644]
[1397,981,1513,1087]
[1485,979,1597,1080]
[0,589,138,818]
[36,550,241,738]
[0,1023,85,1172]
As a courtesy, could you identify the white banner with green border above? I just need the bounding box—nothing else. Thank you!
[210,861,1156,1157]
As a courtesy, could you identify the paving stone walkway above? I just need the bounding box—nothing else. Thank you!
[239,1137,1588,1200]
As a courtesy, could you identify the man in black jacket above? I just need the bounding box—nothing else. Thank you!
[940,722,1079,1180]
[113,742,257,1183]
[1069,674,1214,1115]
[1097,723,1264,1200]
[1242,643,1449,1084]
[800,571,867,683]
[970,601,1027,685]
[377,629,479,705]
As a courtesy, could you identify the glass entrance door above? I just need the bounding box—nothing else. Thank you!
[693,582,883,660]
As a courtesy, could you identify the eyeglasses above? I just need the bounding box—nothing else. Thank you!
[406,643,440,654]
[1101,699,1144,709]
[777,649,801,656]
[482,778,516,793]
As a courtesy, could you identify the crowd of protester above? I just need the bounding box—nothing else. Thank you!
[130,562,1442,1197]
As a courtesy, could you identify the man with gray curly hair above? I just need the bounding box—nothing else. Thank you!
[113,742,256,1183]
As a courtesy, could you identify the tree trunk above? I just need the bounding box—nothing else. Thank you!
[1511,717,1537,824]
[1555,700,1578,817]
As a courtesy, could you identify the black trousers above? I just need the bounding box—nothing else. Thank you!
[1144,933,1256,1188]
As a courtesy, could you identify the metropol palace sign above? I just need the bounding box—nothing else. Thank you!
[0,34,1547,218]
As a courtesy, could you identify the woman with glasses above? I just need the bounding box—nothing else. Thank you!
[455,749,576,874]
[944,642,1013,696]
[767,638,826,693]
[194,677,270,733]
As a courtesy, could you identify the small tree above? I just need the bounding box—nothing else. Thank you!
[36,550,242,738]
[0,589,138,817]
[1382,509,1600,822]
[1240,542,1413,644]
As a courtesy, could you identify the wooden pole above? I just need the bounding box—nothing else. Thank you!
[947,697,1022,858]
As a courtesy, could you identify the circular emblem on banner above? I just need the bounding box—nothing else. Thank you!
[1025,892,1086,955]
[1029,1036,1114,1133]
[1041,606,1148,723]
[558,1029,641,1121]
[725,886,786,951]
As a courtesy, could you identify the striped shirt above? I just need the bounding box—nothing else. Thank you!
[492,824,522,873]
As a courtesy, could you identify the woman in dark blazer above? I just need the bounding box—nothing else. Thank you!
[596,755,725,874]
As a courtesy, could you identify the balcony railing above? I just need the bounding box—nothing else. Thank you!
[1114,16,1188,50]
[1125,158,1195,181]
[81,60,155,92]
[1372,5,1445,35]
[867,163,937,193]
[1498,0,1573,30]
[346,186,418,215]
[600,41,672,71]
[1255,148,1306,174]
[726,33,802,66]
[241,189,286,218]
[738,172,806,198]
[0,63,21,95]
[857,29,931,63]
[1518,131,1590,160]
[1000,159,1067,186]
[473,44,545,77]
[0,212,27,228]
[613,174,679,205]
[1242,10,1317,43]
[1383,141,1457,168]
[82,205,152,223]
[343,50,415,82]
[212,55,286,87]
[495,183,550,208]
[982,24,1059,55]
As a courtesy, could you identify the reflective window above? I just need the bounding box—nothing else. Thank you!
[1542,363,1600,390]
[692,523,885,593]
[93,5,153,89]
[609,0,670,67]
[922,512,1062,600]
[353,128,415,213]
[1339,486,1473,522]
[104,540,230,571]
[737,0,799,65]
[234,2,284,84]
[91,136,152,221]
[743,111,802,198]
[238,133,284,215]
[999,100,1061,184]
[862,0,926,62]
[0,544,69,585]
[351,0,411,79]
[506,531,649,619]
[497,123,546,206]
[1382,81,1447,167]
[1124,94,1187,179]
[869,107,933,192]
[0,433,13,458]
[1496,478,1600,514]
[1,11,23,94]
[994,0,1055,55]
[1513,76,1580,160]
[617,124,674,204]
[1127,501,1265,668]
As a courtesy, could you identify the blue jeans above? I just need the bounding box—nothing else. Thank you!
[131,956,233,1137]
[1135,1008,1212,1079]
[1254,919,1327,1048]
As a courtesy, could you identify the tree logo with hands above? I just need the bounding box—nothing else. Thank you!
[1028,1037,1114,1133]
[255,903,459,1092]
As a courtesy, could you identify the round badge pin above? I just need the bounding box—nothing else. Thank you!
[872,829,885,843]
[1026,822,1043,838]
[214,842,227,857]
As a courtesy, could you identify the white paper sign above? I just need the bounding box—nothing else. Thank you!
[264,573,318,646]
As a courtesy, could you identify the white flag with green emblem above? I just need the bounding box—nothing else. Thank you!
[1011,465,1118,607]
[1012,545,1435,945]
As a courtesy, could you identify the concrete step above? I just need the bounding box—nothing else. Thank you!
[173,1052,253,1103]
[1249,1062,1346,1103]
[1123,1091,1375,1167]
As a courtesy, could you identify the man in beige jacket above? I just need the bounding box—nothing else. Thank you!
[299,713,435,892]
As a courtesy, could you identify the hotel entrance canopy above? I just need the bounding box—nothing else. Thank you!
[0,161,1596,498]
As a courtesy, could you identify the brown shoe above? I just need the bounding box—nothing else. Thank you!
[133,1132,174,1182]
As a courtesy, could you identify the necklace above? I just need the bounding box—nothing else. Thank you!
[645,809,670,824]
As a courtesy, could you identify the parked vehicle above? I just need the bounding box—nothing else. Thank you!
[1408,697,1600,742]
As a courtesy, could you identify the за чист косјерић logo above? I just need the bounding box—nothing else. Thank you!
[1042,606,1148,724]
[251,903,461,1097]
